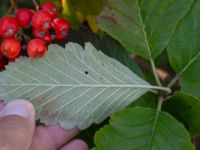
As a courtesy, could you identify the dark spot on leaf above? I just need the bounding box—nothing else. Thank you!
[85,71,89,75]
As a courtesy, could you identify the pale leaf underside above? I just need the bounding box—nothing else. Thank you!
[0,43,151,130]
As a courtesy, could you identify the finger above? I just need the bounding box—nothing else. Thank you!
[0,100,35,150]
[30,125,79,150]
[60,139,88,150]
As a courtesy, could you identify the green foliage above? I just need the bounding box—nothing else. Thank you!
[131,92,157,108]
[167,0,200,97]
[97,0,192,59]
[163,92,200,136]
[93,107,194,150]
[1,0,200,149]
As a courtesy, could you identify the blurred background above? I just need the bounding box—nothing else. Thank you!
[0,0,34,17]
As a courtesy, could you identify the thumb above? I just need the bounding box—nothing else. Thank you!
[0,100,35,150]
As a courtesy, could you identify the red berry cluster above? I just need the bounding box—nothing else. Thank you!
[0,2,70,62]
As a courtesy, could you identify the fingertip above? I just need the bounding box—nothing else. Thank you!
[0,99,35,120]
[60,139,89,150]
[0,100,35,150]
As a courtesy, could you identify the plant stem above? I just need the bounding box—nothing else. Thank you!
[10,0,18,12]
[137,1,162,87]
[147,95,163,149]
[5,6,13,16]
[32,0,39,10]
[150,59,162,87]
[149,85,171,94]
[167,74,179,88]
[18,29,31,42]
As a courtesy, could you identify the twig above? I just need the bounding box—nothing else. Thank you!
[133,56,173,84]
[167,75,179,88]
[5,6,13,16]
[32,0,39,10]
[10,0,18,12]
[18,29,31,42]
[150,59,162,87]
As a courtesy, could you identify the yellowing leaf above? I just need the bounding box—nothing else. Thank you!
[62,0,70,16]
[86,15,99,33]
[61,0,105,32]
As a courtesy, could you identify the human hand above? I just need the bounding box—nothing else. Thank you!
[0,100,88,150]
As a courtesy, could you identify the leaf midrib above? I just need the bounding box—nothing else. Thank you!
[135,1,160,149]
[0,84,153,88]
[167,50,200,88]
[177,51,200,78]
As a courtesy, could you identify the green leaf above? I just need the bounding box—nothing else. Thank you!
[97,0,192,59]
[78,119,108,148]
[0,42,155,130]
[93,107,194,150]
[163,91,200,136]
[167,0,200,97]
[130,92,157,108]
[101,36,144,78]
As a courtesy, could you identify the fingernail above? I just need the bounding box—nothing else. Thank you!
[0,100,34,119]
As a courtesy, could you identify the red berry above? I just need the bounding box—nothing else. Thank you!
[1,38,21,58]
[42,34,52,44]
[52,18,70,39]
[0,16,19,38]
[32,28,49,38]
[40,2,58,19]
[31,10,52,30]
[32,29,52,44]
[27,39,47,59]
[16,8,33,28]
